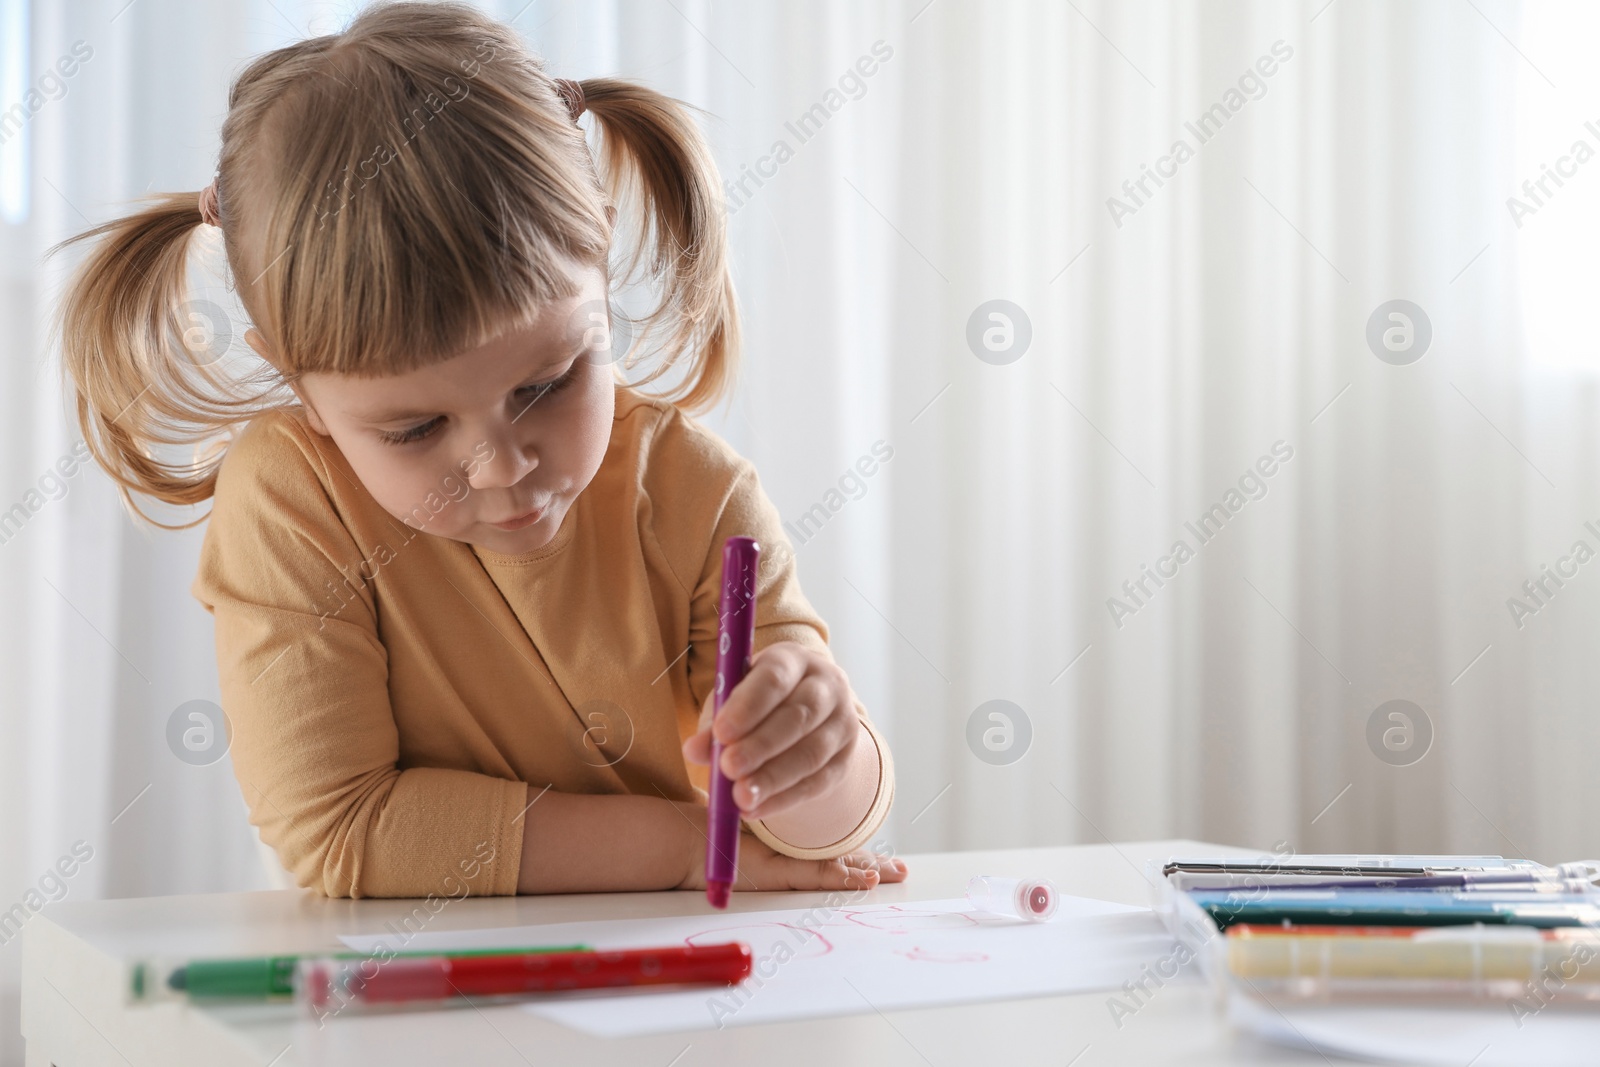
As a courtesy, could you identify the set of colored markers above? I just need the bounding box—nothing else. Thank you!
[1159,854,1600,1005]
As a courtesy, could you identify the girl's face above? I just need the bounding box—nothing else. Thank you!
[250,265,617,557]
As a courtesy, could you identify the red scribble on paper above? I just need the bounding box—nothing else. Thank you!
[684,922,834,957]
[893,946,991,964]
[681,904,979,961]
[842,905,980,934]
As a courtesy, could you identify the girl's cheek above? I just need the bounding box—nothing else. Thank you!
[577,376,615,468]
[353,448,448,528]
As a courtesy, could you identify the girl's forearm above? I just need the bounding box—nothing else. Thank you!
[756,718,882,850]
[516,791,694,894]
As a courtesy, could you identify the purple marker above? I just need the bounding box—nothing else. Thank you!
[707,536,760,909]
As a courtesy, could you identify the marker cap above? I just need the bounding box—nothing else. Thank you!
[967,875,1059,922]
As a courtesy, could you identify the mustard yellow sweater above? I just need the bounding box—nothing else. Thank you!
[191,386,894,897]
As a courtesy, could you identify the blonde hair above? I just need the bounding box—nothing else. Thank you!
[49,1,738,528]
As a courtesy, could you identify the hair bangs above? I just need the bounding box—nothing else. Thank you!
[232,27,609,379]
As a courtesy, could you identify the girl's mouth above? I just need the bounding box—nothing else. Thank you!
[488,503,546,531]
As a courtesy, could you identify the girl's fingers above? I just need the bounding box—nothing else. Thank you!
[822,856,878,891]
[867,854,909,882]
[729,839,904,894]
[742,736,857,819]
[719,674,835,778]
[713,645,822,743]
[839,849,908,883]
[712,652,799,742]
[737,714,859,814]
[798,854,899,892]
[742,767,826,821]
[681,692,717,764]
[681,727,712,765]
[843,865,881,890]
[736,853,854,893]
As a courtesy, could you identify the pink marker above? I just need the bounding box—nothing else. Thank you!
[706,536,760,909]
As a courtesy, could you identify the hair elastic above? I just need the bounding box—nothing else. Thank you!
[553,77,586,123]
[197,176,220,227]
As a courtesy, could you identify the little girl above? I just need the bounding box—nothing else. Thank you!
[51,2,904,899]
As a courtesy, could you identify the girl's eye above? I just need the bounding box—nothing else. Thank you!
[378,361,580,445]
[378,417,443,446]
[513,362,580,411]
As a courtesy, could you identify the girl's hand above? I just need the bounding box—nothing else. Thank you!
[682,641,866,822]
[669,801,907,892]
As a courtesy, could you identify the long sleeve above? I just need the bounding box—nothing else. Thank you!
[191,413,528,899]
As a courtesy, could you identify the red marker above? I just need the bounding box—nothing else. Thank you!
[298,943,752,1014]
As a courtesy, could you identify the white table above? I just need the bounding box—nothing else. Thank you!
[22,839,1334,1066]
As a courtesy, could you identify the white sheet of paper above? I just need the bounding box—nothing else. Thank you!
[339,894,1174,1036]
[1229,991,1600,1066]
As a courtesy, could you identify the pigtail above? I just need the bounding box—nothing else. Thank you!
[581,78,740,414]
[48,191,274,528]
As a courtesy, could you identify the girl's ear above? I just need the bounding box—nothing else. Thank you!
[245,327,331,436]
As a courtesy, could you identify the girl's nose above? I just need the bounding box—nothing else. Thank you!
[468,425,537,490]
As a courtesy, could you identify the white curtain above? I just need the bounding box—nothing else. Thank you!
[4,0,1598,1061]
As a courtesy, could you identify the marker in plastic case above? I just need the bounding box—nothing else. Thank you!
[967,875,1059,922]
[1191,888,1600,930]
[1226,923,1600,982]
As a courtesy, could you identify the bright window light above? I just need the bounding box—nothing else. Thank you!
[1514,3,1600,372]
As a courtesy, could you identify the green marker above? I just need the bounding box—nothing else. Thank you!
[131,945,591,1003]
